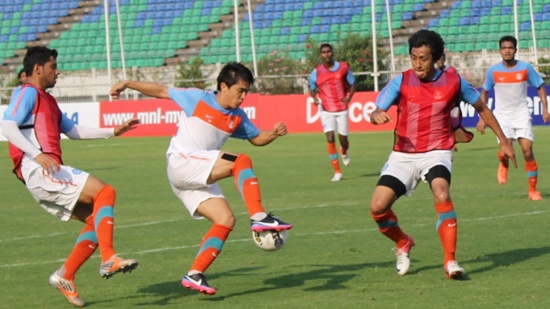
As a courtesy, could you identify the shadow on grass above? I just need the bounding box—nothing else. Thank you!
[414,246,550,279]
[132,261,393,303]
[202,261,393,301]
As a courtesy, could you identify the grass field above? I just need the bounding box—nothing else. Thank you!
[1,129,549,308]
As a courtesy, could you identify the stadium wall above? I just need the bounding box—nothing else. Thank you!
[0,87,549,142]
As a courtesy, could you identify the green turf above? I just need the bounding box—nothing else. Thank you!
[1,129,549,308]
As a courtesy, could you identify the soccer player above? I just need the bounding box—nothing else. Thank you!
[309,43,356,181]
[1,46,140,307]
[476,35,549,201]
[369,30,516,279]
[109,62,293,295]
[435,52,456,74]
[17,68,27,85]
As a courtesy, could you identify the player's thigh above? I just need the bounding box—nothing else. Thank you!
[197,197,235,227]
[24,164,90,222]
[335,111,349,136]
[167,150,219,190]
[171,183,225,220]
[379,152,417,196]
[321,112,337,133]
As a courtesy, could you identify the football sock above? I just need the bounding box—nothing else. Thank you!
[525,159,538,192]
[328,142,341,173]
[497,151,509,167]
[233,154,265,218]
[435,201,457,264]
[93,185,117,261]
[189,224,232,274]
[60,216,98,281]
[371,210,408,247]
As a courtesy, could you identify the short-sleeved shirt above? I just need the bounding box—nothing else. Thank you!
[166,88,260,154]
[376,70,480,110]
[483,60,545,123]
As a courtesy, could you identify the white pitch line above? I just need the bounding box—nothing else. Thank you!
[1,209,549,269]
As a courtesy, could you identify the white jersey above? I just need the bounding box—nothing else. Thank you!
[483,60,545,124]
[166,87,260,154]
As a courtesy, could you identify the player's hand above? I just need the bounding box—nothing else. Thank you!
[35,153,61,175]
[109,81,129,100]
[312,98,320,105]
[272,122,287,137]
[499,142,517,169]
[370,110,391,125]
[114,118,141,136]
[476,119,486,134]
[542,112,550,123]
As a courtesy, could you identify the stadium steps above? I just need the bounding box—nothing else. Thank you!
[164,0,266,65]
[1,0,101,72]
[378,0,456,48]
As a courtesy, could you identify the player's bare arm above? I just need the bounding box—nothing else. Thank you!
[370,108,392,125]
[476,89,488,134]
[538,85,550,123]
[341,83,357,105]
[248,122,287,146]
[110,81,170,100]
[473,100,517,168]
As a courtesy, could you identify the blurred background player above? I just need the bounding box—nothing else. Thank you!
[308,43,356,182]
[17,68,27,85]
[369,30,516,280]
[435,52,456,74]
[110,62,292,295]
[476,35,549,201]
[2,46,139,307]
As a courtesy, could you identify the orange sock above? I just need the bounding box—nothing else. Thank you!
[435,201,457,264]
[60,216,97,280]
[525,159,538,192]
[189,224,232,273]
[233,154,264,217]
[93,185,117,261]
[371,210,408,247]
[328,142,341,173]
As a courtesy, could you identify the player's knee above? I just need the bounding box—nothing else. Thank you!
[216,214,236,228]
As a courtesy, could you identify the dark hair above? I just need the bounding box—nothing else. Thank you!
[319,43,333,51]
[216,62,254,91]
[499,35,517,49]
[23,46,58,77]
[17,68,25,79]
[408,29,444,62]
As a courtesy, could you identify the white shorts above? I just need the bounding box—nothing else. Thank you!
[320,109,349,135]
[22,160,89,222]
[166,151,225,219]
[497,118,533,142]
[380,150,453,197]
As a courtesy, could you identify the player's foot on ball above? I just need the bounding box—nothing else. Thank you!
[251,214,292,232]
[181,273,216,295]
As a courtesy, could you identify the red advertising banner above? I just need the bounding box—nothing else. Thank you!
[99,92,397,136]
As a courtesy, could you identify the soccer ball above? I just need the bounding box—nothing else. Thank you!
[252,229,289,251]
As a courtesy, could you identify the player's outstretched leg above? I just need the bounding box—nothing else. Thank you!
[93,185,138,278]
